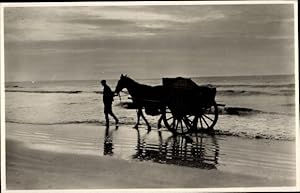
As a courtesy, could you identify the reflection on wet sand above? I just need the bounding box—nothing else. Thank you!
[103,126,114,156]
[133,129,219,169]
[103,126,220,169]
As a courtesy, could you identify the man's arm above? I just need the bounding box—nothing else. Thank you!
[107,86,116,98]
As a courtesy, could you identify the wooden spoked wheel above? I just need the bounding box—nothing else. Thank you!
[194,102,218,131]
[162,110,196,135]
[162,102,218,134]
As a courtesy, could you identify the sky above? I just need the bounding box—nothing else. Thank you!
[4,3,295,81]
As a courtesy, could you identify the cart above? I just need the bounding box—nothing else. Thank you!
[160,77,218,134]
[134,77,219,135]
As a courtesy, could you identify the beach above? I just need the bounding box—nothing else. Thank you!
[6,122,296,189]
[4,75,297,189]
[3,2,298,191]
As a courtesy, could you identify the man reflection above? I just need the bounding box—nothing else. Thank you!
[103,126,114,156]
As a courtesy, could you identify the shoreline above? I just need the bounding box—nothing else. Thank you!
[5,123,297,189]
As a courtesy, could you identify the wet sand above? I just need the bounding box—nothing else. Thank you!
[5,123,296,189]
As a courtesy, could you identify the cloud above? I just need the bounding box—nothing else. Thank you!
[67,18,135,27]
[4,4,295,81]
[4,5,229,42]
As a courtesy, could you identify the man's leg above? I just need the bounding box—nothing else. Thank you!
[109,110,118,124]
[104,106,109,127]
[107,104,118,124]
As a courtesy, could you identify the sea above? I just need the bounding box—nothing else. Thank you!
[5,74,296,141]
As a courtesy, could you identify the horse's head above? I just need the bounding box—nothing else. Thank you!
[115,74,129,94]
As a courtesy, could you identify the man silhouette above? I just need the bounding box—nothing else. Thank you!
[101,80,118,127]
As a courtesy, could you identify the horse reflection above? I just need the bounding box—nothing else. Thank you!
[133,130,219,169]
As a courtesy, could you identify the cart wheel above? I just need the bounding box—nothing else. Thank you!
[194,102,218,131]
[162,109,195,135]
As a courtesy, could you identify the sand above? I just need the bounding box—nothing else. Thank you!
[4,123,297,190]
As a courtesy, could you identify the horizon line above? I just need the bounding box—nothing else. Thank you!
[4,73,295,83]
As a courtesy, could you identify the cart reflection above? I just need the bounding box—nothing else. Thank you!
[133,129,219,169]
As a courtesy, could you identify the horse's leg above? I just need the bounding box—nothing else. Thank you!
[140,110,151,131]
[157,107,165,129]
[158,116,163,129]
[134,108,141,129]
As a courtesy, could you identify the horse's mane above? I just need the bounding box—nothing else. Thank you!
[125,76,159,88]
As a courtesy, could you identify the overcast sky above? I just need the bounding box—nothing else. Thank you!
[4,3,295,81]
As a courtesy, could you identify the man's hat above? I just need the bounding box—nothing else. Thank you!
[101,80,106,84]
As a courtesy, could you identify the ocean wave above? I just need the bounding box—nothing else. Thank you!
[280,103,295,107]
[212,129,294,141]
[5,90,83,94]
[93,91,103,94]
[221,107,261,115]
[5,89,105,94]
[215,83,295,88]
[6,119,138,126]
[6,119,102,125]
[6,119,294,141]
[220,106,293,116]
[6,85,23,88]
[218,90,294,96]
[116,101,293,116]
[279,89,295,94]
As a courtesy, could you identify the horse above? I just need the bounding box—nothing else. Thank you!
[115,74,167,131]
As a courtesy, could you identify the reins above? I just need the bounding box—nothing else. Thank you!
[116,91,127,102]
